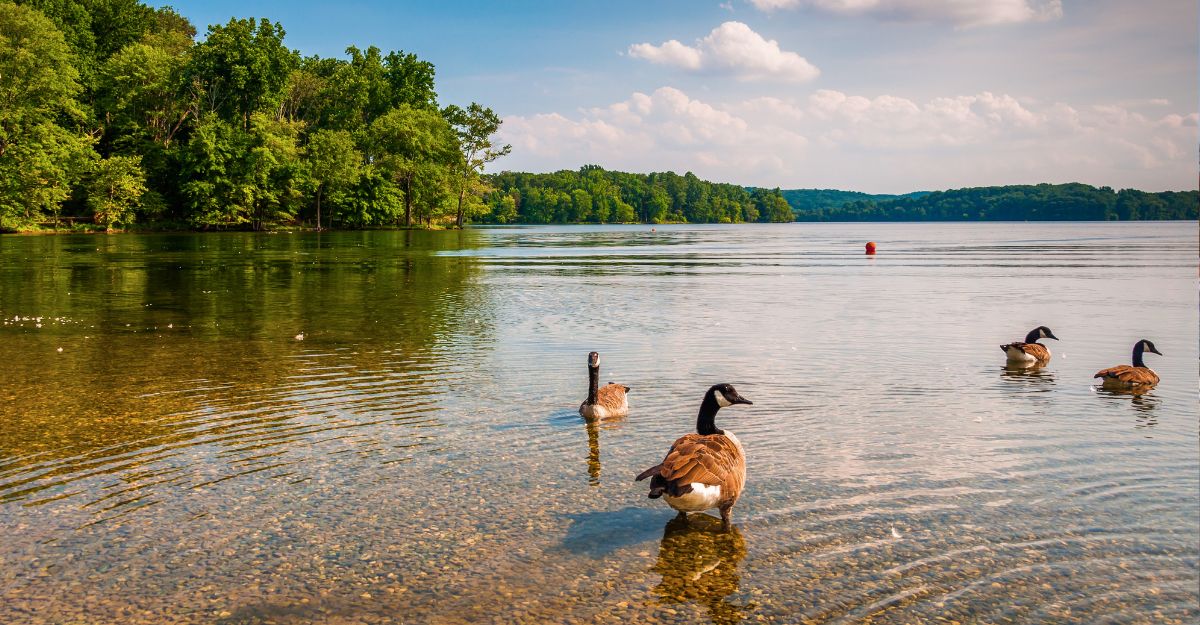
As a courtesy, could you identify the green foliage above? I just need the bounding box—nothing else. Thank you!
[16,0,160,94]
[443,103,510,228]
[484,167,771,224]
[97,37,191,149]
[752,188,793,223]
[179,112,305,230]
[369,104,458,227]
[780,188,927,214]
[304,128,360,229]
[87,154,146,230]
[0,2,95,228]
[0,1,508,231]
[787,183,1198,221]
[186,17,296,129]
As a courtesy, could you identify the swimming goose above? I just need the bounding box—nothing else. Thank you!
[636,383,753,529]
[1000,326,1058,366]
[578,352,630,419]
[1094,339,1162,390]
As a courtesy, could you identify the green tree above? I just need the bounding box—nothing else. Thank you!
[0,2,94,228]
[304,129,360,230]
[384,50,437,109]
[442,103,510,228]
[756,188,793,223]
[97,37,192,149]
[369,105,456,227]
[186,17,296,129]
[246,113,304,230]
[492,193,517,224]
[87,154,146,231]
[177,114,248,228]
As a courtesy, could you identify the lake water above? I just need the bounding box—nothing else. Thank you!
[1,223,1196,624]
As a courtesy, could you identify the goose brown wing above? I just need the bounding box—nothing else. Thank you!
[1094,365,1134,379]
[596,383,629,411]
[659,434,742,487]
[1096,365,1159,386]
[1021,343,1050,361]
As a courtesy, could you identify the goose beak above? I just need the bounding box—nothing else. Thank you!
[1150,347,1163,355]
[732,394,753,405]
[1047,333,1059,341]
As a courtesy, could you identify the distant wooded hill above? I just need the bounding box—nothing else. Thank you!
[783,184,1197,221]
[484,167,794,224]
[488,171,1196,224]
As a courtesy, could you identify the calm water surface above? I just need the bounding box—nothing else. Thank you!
[1,223,1196,624]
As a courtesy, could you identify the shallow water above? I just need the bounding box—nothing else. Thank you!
[1,223,1196,624]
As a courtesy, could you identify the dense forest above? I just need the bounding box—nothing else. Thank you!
[1,0,508,232]
[786,184,1198,221]
[484,167,794,224]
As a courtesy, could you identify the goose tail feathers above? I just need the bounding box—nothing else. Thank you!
[635,464,661,482]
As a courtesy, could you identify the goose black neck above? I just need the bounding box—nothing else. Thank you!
[586,366,599,404]
[1024,329,1042,344]
[696,394,723,436]
[1132,343,1146,368]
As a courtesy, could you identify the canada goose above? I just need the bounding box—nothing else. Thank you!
[1094,339,1162,390]
[578,352,630,419]
[636,383,753,529]
[1000,326,1058,366]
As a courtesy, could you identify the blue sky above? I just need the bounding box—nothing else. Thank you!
[149,1,1196,192]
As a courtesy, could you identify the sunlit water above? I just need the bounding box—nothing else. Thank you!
[1,223,1196,624]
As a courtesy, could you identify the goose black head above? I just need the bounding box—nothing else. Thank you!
[1026,326,1059,343]
[588,351,600,368]
[1138,339,1162,356]
[709,383,753,408]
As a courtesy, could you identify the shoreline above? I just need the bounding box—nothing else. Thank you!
[5,218,1196,235]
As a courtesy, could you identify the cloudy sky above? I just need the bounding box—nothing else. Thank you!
[154,1,1196,192]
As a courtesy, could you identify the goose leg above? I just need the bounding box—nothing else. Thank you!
[675,510,688,524]
[719,505,732,531]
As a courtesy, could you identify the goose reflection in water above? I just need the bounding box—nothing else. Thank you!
[582,414,625,487]
[585,416,601,485]
[1000,364,1057,389]
[651,513,750,625]
[1095,387,1161,424]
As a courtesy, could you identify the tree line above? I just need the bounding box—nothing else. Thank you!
[483,167,795,224]
[786,184,1198,221]
[1,0,508,232]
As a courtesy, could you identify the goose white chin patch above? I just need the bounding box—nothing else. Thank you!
[714,392,733,408]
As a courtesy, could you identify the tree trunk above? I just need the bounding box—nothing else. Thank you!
[316,185,323,231]
[404,176,412,228]
[455,185,466,229]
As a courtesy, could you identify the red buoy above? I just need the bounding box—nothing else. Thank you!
[865,241,877,255]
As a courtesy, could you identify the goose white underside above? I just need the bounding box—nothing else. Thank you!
[579,403,611,419]
[665,483,723,512]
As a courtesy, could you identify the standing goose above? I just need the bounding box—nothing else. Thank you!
[636,384,753,529]
[1094,339,1162,390]
[578,352,630,419]
[1000,326,1059,366]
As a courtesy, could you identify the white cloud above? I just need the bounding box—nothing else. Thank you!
[627,39,702,70]
[747,0,1063,27]
[628,21,820,82]
[497,87,1196,192]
